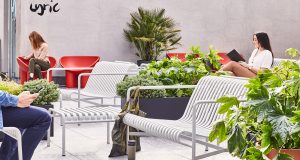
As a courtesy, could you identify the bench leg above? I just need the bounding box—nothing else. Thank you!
[47,127,51,147]
[205,138,209,151]
[62,119,66,156]
[107,122,110,144]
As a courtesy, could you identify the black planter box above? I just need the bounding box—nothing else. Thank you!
[121,97,190,120]
[35,104,54,140]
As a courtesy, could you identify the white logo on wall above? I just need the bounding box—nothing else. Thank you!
[30,0,60,16]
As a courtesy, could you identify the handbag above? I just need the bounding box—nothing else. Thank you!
[108,88,146,157]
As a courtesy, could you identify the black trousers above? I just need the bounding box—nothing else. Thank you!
[29,58,50,79]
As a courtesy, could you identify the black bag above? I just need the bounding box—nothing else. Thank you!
[108,88,146,157]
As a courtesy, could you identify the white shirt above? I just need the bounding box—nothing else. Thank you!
[248,49,273,69]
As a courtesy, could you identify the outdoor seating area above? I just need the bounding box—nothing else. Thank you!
[1,1,300,160]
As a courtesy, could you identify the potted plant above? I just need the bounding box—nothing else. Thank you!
[117,45,222,120]
[209,48,300,160]
[23,79,60,139]
[117,75,185,119]
[124,7,181,65]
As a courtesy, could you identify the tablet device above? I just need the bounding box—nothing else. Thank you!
[227,49,246,62]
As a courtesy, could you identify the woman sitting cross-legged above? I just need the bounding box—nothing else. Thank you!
[221,32,274,78]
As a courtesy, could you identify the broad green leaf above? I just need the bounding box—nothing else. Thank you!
[208,120,226,143]
[217,96,239,114]
[290,111,300,123]
[243,147,264,160]
[268,114,293,144]
[228,125,246,157]
[274,153,293,160]
[261,123,272,148]
[290,123,300,135]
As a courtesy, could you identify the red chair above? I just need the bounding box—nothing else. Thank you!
[60,56,100,88]
[166,53,187,62]
[217,52,231,65]
[17,56,57,84]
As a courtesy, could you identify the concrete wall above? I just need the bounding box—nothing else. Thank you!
[16,0,300,76]
[0,0,3,71]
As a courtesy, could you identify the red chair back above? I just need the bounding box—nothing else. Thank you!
[60,56,100,68]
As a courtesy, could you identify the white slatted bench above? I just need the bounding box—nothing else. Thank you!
[123,76,248,160]
[46,61,138,156]
[47,106,120,156]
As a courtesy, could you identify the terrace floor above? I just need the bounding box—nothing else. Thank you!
[30,93,238,160]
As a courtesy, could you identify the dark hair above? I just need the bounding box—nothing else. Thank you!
[254,32,274,64]
[29,31,46,50]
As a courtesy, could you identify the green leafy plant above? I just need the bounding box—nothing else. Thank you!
[139,45,222,97]
[23,79,59,105]
[124,7,181,61]
[0,81,23,95]
[209,49,300,159]
[117,75,166,98]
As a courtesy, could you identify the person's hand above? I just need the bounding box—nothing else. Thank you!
[23,56,29,60]
[239,61,250,68]
[17,91,38,108]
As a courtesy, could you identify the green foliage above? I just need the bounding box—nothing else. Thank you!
[209,48,300,159]
[23,79,59,105]
[124,7,181,61]
[116,75,166,98]
[139,45,221,97]
[0,81,23,95]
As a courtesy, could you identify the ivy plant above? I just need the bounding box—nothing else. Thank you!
[209,49,300,160]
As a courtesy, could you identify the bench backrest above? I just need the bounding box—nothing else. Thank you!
[180,76,248,127]
[83,61,138,97]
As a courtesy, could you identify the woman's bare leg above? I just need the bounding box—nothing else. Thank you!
[221,61,256,78]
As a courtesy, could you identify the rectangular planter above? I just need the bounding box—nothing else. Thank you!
[121,97,190,120]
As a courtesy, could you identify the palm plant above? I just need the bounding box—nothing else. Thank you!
[124,7,181,61]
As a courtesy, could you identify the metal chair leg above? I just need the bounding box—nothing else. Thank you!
[62,119,66,156]
[107,122,110,144]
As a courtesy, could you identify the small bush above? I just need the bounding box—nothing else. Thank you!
[0,81,23,95]
[23,79,59,105]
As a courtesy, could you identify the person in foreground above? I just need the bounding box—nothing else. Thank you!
[221,32,274,78]
[0,90,51,160]
[24,31,50,80]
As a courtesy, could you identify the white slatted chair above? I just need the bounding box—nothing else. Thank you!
[123,76,248,160]
[59,61,139,108]
[0,127,22,160]
[47,61,138,156]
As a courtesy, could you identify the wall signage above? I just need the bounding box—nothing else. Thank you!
[30,0,60,16]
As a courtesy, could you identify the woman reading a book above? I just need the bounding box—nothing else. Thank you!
[221,32,274,78]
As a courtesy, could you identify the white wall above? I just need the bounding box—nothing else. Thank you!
[17,0,300,76]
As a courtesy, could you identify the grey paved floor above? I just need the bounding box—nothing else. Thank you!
[31,97,239,160]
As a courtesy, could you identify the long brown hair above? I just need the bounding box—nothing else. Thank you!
[29,31,46,49]
[254,32,274,64]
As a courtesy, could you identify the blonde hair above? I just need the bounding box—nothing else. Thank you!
[29,31,46,49]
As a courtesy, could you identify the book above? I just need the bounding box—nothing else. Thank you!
[227,49,246,62]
